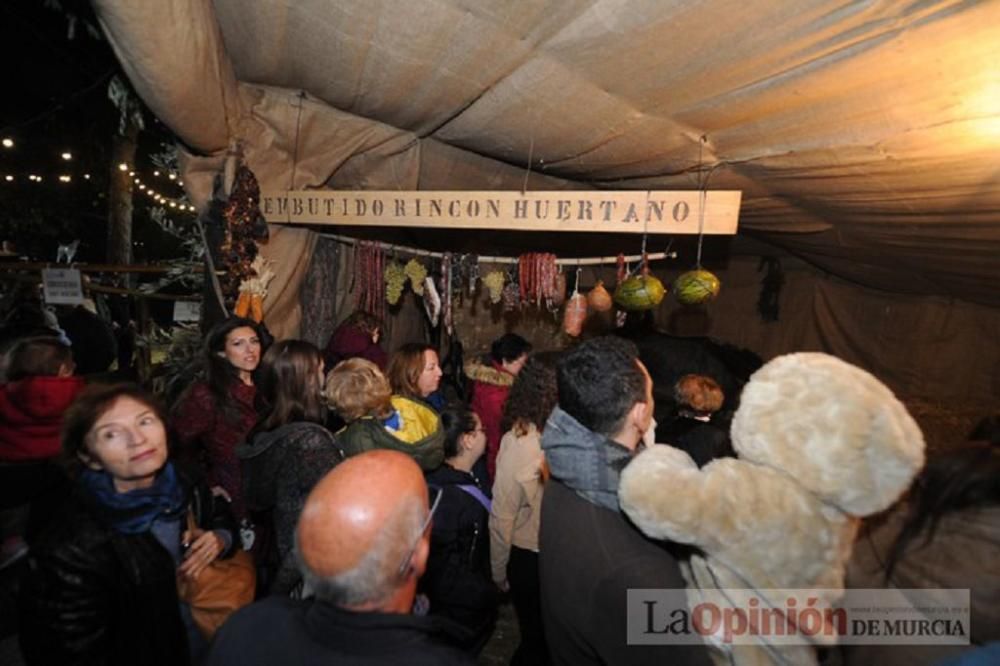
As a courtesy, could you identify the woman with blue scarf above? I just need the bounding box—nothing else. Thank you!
[19,383,238,666]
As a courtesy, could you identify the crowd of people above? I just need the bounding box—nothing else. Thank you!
[0,301,997,666]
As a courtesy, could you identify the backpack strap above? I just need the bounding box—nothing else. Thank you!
[425,482,492,512]
[455,484,492,512]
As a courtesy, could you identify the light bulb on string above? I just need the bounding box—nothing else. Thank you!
[61,152,72,161]
[168,173,176,180]
[118,163,128,171]
[4,175,13,182]
[83,174,91,180]
[59,175,71,183]
[2,138,13,148]
[153,170,160,177]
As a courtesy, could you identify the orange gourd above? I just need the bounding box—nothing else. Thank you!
[587,280,613,312]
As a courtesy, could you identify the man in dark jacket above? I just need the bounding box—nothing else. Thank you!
[207,450,473,666]
[539,336,710,666]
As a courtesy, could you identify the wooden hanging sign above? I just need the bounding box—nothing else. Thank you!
[260,190,740,234]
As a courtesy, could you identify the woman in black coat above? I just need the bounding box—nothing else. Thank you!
[238,339,343,595]
[421,405,498,654]
[19,383,238,666]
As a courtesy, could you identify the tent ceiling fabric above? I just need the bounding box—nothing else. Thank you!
[94,0,1000,305]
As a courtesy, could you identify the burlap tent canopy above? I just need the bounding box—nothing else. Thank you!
[92,0,1000,405]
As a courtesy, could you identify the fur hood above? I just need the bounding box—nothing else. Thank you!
[731,352,925,516]
[463,359,514,388]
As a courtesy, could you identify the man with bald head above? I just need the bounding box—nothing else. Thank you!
[208,450,473,666]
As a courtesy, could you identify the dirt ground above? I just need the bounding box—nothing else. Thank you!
[479,603,519,665]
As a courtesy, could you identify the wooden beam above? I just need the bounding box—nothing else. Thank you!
[261,190,741,234]
[0,262,216,275]
[0,272,199,301]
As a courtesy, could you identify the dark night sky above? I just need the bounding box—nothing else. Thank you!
[0,0,117,183]
[0,0,183,264]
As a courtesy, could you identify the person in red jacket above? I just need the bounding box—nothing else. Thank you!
[0,337,83,462]
[465,334,532,482]
[0,337,84,563]
[322,310,386,371]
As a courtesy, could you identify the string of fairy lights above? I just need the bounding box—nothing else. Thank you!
[116,162,197,213]
[0,135,196,214]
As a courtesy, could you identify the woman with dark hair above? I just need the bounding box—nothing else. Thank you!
[844,443,1000,665]
[490,352,559,666]
[19,383,237,665]
[387,342,445,410]
[465,333,532,481]
[422,405,498,654]
[172,317,265,525]
[237,339,343,594]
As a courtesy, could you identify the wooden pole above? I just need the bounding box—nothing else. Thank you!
[135,296,152,383]
[107,121,140,281]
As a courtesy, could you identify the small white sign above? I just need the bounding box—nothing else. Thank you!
[173,300,201,322]
[41,268,84,305]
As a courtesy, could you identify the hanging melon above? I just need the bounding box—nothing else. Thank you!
[614,273,667,310]
[674,269,721,306]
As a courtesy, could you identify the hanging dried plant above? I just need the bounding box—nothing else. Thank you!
[405,258,427,295]
[482,270,505,304]
[385,261,406,305]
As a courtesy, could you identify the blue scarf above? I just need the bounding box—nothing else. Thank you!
[78,462,186,535]
[542,407,634,513]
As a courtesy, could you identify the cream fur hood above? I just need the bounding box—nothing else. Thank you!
[730,352,925,515]
[464,359,515,387]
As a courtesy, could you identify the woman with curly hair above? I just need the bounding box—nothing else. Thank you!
[326,357,444,471]
[490,351,559,666]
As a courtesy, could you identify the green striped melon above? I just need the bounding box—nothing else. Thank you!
[674,269,721,305]
[614,274,667,310]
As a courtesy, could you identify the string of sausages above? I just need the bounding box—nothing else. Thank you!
[354,241,385,320]
[518,253,559,308]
